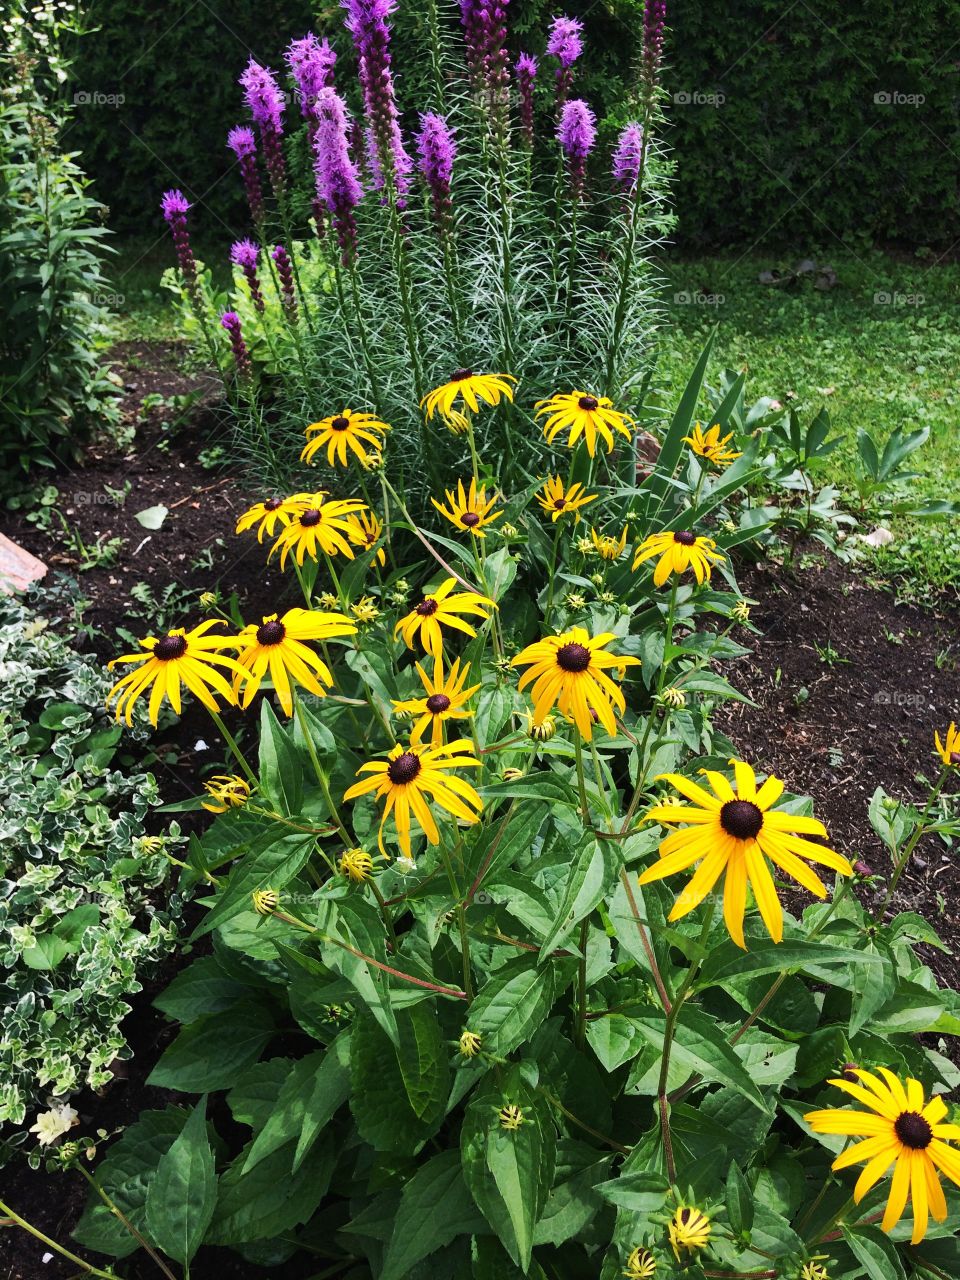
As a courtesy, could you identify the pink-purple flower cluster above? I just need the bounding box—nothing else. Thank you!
[515,53,537,149]
[312,87,364,264]
[547,14,583,110]
[459,0,512,124]
[240,60,286,194]
[342,0,412,204]
[612,122,644,193]
[642,0,666,98]
[220,311,251,378]
[286,33,337,118]
[230,239,265,312]
[272,244,298,323]
[417,112,456,236]
[161,190,196,283]
[227,126,265,224]
[557,98,596,199]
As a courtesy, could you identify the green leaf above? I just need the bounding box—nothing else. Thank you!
[191,832,315,940]
[294,1032,352,1172]
[538,838,618,958]
[258,698,303,815]
[154,955,257,1023]
[646,330,715,510]
[480,772,580,808]
[380,1152,486,1280]
[696,938,881,989]
[725,1160,753,1236]
[842,1223,908,1280]
[147,1003,275,1093]
[206,1134,334,1245]
[483,546,518,602]
[349,1011,440,1154]
[469,954,575,1057]
[396,1001,449,1125]
[594,1170,669,1214]
[144,1098,217,1265]
[633,1007,769,1112]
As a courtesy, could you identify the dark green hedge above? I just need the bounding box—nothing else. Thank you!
[70,0,959,249]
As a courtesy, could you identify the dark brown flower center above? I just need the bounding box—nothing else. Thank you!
[895,1111,933,1149]
[720,799,764,840]
[256,619,286,646]
[556,642,591,673]
[264,497,283,511]
[578,395,599,411]
[415,597,439,616]
[426,693,451,714]
[951,752,960,765]
[554,497,567,509]
[387,751,422,785]
[679,1208,692,1225]
[461,512,481,527]
[674,530,697,546]
[154,634,187,661]
[451,368,472,381]
[331,415,350,431]
[300,509,321,527]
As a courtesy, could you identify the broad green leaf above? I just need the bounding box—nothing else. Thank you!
[380,1152,486,1280]
[843,1223,908,1280]
[349,1011,441,1153]
[243,1049,332,1174]
[147,1003,275,1093]
[396,1001,448,1125]
[481,773,580,808]
[469,954,576,1057]
[538,839,618,959]
[586,1014,645,1072]
[257,698,303,816]
[595,1170,669,1214]
[294,1033,352,1171]
[206,1134,334,1245]
[696,939,881,989]
[633,1007,769,1112]
[725,1160,753,1237]
[144,1098,217,1265]
[191,831,315,940]
[154,954,256,1023]
[327,896,400,1045]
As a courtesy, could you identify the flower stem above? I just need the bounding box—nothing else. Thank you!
[293,692,352,846]
[0,1198,120,1280]
[439,839,473,999]
[208,709,257,787]
[874,766,949,922]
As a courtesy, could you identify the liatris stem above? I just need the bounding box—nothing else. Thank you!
[271,243,299,324]
[387,199,425,401]
[604,126,650,395]
[275,206,315,332]
[220,311,252,383]
[347,260,385,408]
[423,0,446,109]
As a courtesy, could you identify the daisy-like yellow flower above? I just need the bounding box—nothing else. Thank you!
[632,530,725,586]
[536,391,635,457]
[345,509,386,567]
[421,368,516,420]
[351,596,381,625]
[623,1247,657,1279]
[343,739,483,859]
[339,847,374,882]
[301,409,390,468]
[591,525,628,562]
[106,621,249,727]
[252,888,279,915]
[535,475,598,523]
[458,1029,482,1058]
[270,494,368,568]
[498,1104,526,1131]
[432,477,502,538]
[638,759,854,948]
[391,658,480,749]
[806,1068,960,1245]
[799,1263,829,1280]
[511,627,640,741]
[935,722,960,767]
[232,608,357,717]
[395,577,496,659]
[668,1207,711,1262]
[683,421,742,467]
[236,494,313,542]
[202,774,251,813]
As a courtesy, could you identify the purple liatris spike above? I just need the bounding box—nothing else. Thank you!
[642,0,666,100]
[547,14,583,109]
[161,189,196,284]
[221,311,251,379]
[271,244,299,323]
[612,122,644,192]
[342,0,411,203]
[417,112,456,235]
[483,0,512,128]
[516,52,537,148]
[558,98,596,199]
[230,239,265,313]
[227,126,265,224]
[240,59,286,194]
[312,87,363,264]
[286,33,337,117]
[459,0,486,77]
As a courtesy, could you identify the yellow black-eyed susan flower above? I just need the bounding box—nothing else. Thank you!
[301,409,390,468]
[511,626,639,741]
[395,577,495,659]
[668,1206,711,1262]
[590,525,628,562]
[343,740,482,859]
[351,596,381,625]
[421,369,516,420]
[807,1068,960,1244]
[639,758,853,948]
[106,621,249,727]
[799,1263,829,1280]
[632,530,724,586]
[440,410,471,436]
[536,391,634,457]
[270,494,369,568]
[252,888,279,915]
[535,475,598,523]
[498,1104,525,1131]
[339,847,374,882]
[236,494,314,542]
[526,711,557,741]
[391,658,480,749]
[202,774,251,813]
[458,1030,482,1058]
[682,421,742,466]
[345,509,387,567]
[935,722,960,767]
[432,477,502,538]
[623,1247,657,1279]
[232,608,357,717]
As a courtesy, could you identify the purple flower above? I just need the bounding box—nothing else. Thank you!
[161,190,196,283]
[459,1,485,75]
[230,239,265,312]
[546,15,583,67]
[557,98,596,199]
[312,87,364,264]
[516,52,537,148]
[272,244,298,323]
[459,0,511,126]
[227,126,265,224]
[417,112,456,236]
[612,122,644,192]
[240,60,286,194]
[342,0,412,202]
[221,311,251,379]
[642,0,666,98]
[286,33,337,117]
